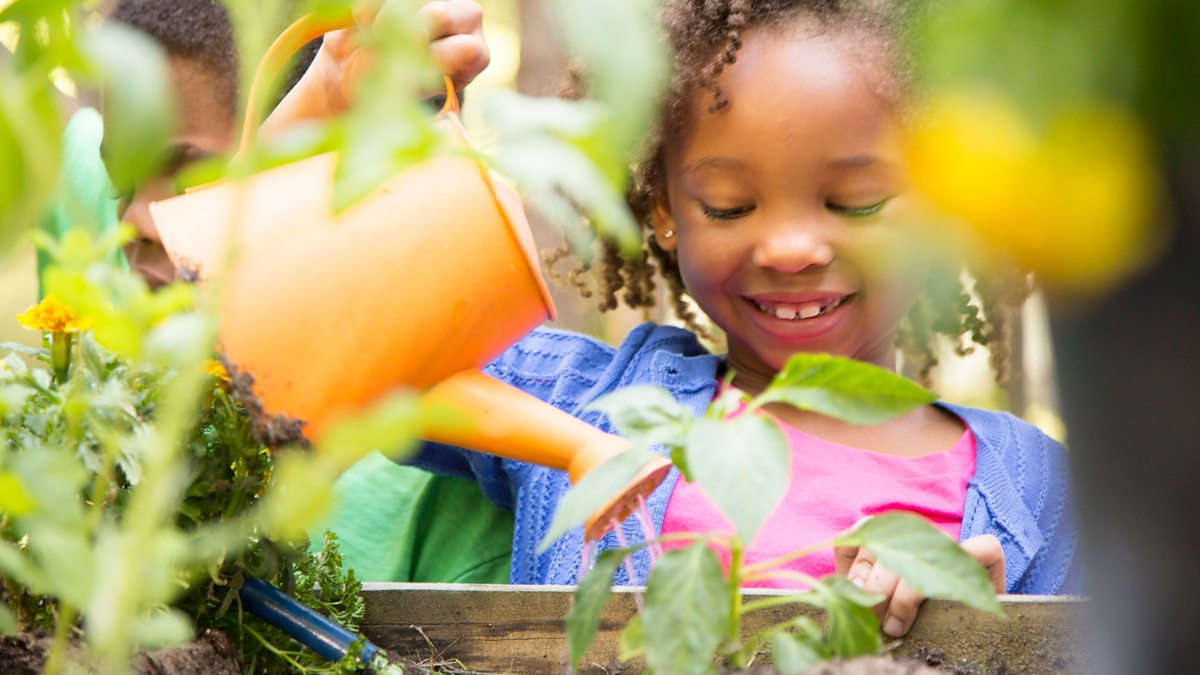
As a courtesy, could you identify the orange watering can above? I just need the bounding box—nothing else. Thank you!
[150,11,668,541]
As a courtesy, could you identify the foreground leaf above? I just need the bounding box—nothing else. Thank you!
[756,353,935,425]
[540,449,657,552]
[643,542,732,675]
[317,390,424,469]
[685,415,789,542]
[567,548,631,673]
[83,23,175,193]
[618,614,645,662]
[803,577,884,658]
[771,629,828,674]
[587,385,694,449]
[836,512,1003,614]
[0,604,15,635]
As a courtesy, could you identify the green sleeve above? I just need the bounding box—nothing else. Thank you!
[38,108,124,297]
[314,452,513,584]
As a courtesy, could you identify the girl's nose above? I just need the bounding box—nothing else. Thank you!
[752,224,835,274]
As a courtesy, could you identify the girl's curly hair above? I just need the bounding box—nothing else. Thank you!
[552,0,1032,384]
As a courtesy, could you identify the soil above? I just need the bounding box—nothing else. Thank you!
[797,656,945,675]
[0,629,240,674]
[222,355,310,448]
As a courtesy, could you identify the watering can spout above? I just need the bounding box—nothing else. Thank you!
[150,13,668,542]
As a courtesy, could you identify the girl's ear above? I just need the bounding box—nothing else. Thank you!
[650,193,678,252]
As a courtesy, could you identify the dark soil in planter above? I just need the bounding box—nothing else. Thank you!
[797,656,945,674]
[0,629,241,674]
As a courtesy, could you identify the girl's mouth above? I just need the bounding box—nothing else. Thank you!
[751,295,852,321]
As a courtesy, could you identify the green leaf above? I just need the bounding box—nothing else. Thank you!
[804,577,884,658]
[618,614,646,662]
[685,415,789,542]
[317,389,424,469]
[83,23,176,193]
[587,385,694,449]
[836,512,1003,614]
[539,448,657,552]
[566,548,631,673]
[708,385,747,420]
[0,67,62,256]
[0,472,35,515]
[554,0,668,158]
[771,629,829,674]
[133,608,194,649]
[494,136,642,256]
[756,353,936,425]
[0,541,46,592]
[642,542,732,675]
[0,604,15,635]
[261,455,338,541]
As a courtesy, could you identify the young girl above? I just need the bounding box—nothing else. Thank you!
[305,0,1079,638]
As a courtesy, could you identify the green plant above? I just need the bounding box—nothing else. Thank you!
[0,229,432,673]
[545,355,1004,674]
[0,0,665,671]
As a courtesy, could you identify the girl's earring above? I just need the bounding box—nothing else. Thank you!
[661,230,674,239]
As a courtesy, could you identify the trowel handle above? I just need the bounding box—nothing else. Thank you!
[419,370,630,485]
[238,577,381,664]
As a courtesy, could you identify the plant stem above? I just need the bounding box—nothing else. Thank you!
[741,538,836,578]
[50,331,72,386]
[742,569,824,588]
[727,536,744,656]
[43,601,76,675]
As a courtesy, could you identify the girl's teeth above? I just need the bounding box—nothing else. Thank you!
[756,297,846,321]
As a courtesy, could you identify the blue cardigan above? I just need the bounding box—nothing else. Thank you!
[411,323,1081,594]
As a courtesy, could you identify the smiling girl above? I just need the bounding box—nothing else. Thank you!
[303,0,1080,639]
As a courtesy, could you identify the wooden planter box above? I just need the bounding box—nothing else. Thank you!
[360,583,1084,674]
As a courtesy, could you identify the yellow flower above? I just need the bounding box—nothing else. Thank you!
[205,359,231,384]
[907,89,1162,295]
[16,295,92,333]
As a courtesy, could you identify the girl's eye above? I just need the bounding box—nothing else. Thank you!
[828,197,892,217]
[701,204,755,220]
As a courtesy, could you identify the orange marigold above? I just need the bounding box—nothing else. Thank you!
[205,359,231,384]
[16,295,91,333]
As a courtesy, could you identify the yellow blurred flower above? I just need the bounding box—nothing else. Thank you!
[907,89,1162,294]
[16,295,92,333]
[205,359,231,384]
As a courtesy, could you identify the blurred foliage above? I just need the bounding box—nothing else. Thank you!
[905,0,1191,297]
[483,0,668,257]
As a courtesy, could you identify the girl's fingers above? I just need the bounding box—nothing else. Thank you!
[833,544,860,578]
[419,0,485,40]
[961,534,1007,592]
[882,579,925,638]
[843,545,877,590]
[429,33,491,88]
[862,558,900,623]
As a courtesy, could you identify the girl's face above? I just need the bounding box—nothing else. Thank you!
[653,25,931,391]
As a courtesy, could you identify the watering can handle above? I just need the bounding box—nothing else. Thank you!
[237,9,460,159]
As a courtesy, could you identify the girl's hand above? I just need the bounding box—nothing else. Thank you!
[834,533,1006,638]
[263,0,489,133]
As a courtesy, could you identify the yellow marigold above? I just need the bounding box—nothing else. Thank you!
[205,359,231,384]
[907,89,1162,295]
[16,295,91,333]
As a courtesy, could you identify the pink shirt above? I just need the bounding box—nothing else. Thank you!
[660,414,977,588]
